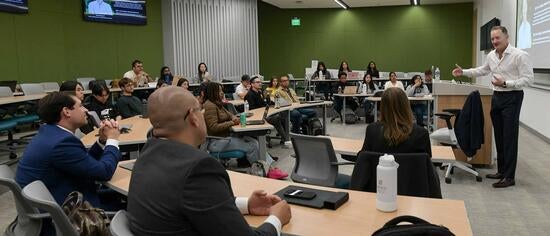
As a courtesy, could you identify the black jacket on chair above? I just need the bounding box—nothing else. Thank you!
[350,151,442,199]
[455,90,484,157]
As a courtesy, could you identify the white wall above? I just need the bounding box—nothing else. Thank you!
[474,0,550,140]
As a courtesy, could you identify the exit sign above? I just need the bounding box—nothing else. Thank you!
[291,17,300,26]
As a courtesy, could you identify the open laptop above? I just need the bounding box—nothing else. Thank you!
[343,86,358,94]
[246,106,269,125]
[346,72,360,80]
[0,81,17,92]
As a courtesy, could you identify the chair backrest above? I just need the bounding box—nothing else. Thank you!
[379,72,389,78]
[290,133,339,187]
[395,72,406,78]
[76,78,96,90]
[232,93,240,100]
[20,83,45,95]
[0,165,43,236]
[21,181,79,236]
[0,86,14,97]
[40,82,60,91]
[0,80,18,92]
[351,151,441,198]
[110,210,133,236]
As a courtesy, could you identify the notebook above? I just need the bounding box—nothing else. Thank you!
[343,86,358,94]
[246,106,269,125]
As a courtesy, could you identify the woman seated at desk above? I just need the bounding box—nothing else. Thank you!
[359,73,381,123]
[177,77,190,91]
[360,87,431,156]
[405,75,430,127]
[265,76,279,100]
[311,61,333,100]
[203,82,287,179]
[384,72,404,91]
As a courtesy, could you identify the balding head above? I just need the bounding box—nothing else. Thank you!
[148,86,198,138]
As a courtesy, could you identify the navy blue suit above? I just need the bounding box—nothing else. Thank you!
[16,124,121,207]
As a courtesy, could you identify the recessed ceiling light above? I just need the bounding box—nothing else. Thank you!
[334,0,349,9]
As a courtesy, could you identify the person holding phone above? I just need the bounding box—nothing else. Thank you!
[452,26,534,188]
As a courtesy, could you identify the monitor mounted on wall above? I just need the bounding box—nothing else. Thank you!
[82,0,147,25]
[0,0,28,13]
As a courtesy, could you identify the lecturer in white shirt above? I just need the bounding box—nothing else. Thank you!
[88,0,114,15]
[452,26,534,188]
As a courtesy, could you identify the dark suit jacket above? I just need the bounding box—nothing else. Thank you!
[455,90,484,157]
[127,138,277,236]
[15,124,121,206]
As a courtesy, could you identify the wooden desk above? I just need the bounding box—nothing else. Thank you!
[81,116,151,148]
[106,160,472,236]
[333,93,374,125]
[0,93,47,106]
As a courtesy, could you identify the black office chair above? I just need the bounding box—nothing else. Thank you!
[290,133,354,189]
[350,151,442,198]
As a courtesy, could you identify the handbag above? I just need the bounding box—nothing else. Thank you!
[372,215,455,236]
[61,191,110,236]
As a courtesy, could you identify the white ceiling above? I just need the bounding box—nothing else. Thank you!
[262,0,473,9]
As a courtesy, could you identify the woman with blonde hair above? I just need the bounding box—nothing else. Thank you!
[359,88,431,156]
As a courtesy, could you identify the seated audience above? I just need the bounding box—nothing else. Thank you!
[245,76,288,144]
[16,92,122,235]
[156,66,174,88]
[127,86,291,235]
[197,62,210,83]
[333,72,358,114]
[123,59,153,87]
[360,88,431,156]
[384,71,404,90]
[59,80,85,101]
[405,75,430,126]
[424,69,433,93]
[339,61,352,73]
[265,76,279,100]
[116,77,143,118]
[311,61,333,100]
[277,75,317,134]
[85,83,120,120]
[235,74,251,100]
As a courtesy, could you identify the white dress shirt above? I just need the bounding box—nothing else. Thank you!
[235,83,249,99]
[384,81,404,91]
[462,44,534,91]
[235,197,282,236]
[56,125,119,149]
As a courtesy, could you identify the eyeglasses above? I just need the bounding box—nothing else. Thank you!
[184,107,204,120]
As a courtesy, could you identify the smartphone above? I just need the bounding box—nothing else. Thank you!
[284,189,316,200]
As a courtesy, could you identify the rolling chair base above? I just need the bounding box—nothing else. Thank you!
[441,161,482,184]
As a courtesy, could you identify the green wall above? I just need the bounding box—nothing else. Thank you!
[0,0,163,83]
[258,2,473,80]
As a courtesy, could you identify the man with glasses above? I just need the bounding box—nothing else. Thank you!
[277,75,317,134]
[128,87,291,235]
[16,92,122,234]
[123,59,153,87]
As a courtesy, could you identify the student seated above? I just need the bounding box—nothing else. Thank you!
[59,80,85,101]
[123,59,153,87]
[277,75,317,134]
[156,66,174,88]
[235,74,251,100]
[85,83,120,120]
[359,73,380,122]
[116,77,143,119]
[366,61,380,78]
[333,72,359,115]
[245,76,288,144]
[405,75,430,126]
[311,61,333,100]
[16,92,122,235]
[384,72,404,91]
[127,86,291,235]
[177,77,191,91]
[360,88,431,156]
[265,76,279,100]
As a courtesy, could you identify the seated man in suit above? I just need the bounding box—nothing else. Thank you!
[276,75,317,134]
[15,92,122,235]
[128,86,291,235]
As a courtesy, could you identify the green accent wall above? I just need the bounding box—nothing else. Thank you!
[258,2,473,80]
[0,0,163,83]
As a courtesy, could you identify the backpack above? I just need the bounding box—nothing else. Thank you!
[61,191,110,236]
[372,215,455,236]
[344,108,358,124]
[307,118,324,136]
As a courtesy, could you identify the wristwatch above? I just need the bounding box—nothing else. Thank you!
[502,81,507,88]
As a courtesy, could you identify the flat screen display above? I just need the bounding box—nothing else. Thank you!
[83,0,146,25]
[0,0,28,13]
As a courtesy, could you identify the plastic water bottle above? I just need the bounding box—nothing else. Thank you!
[377,154,399,212]
[320,71,324,80]
[240,112,246,127]
[244,100,249,113]
[338,86,342,94]
[274,93,280,108]
[435,67,441,82]
[362,84,367,94]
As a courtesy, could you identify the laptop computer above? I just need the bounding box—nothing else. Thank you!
[343,86,358,94]
[346,72,360,80]
[276,97,292,107]
[0,81,17,92]
[246,106,269,125]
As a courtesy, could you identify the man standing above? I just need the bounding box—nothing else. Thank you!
[452,26,534,188]
[123,59,153,87]
[128,87,291,235]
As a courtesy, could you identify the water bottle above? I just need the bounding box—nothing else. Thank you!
[244,100,249,113]
[435,67,441,82]
[362,84,367,94]
[377,154,399,212]
[274,93,280,108]
[240,112,246,127]
[320,71,324,80]
[338,86,342,94]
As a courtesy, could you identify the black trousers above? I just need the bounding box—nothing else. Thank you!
[491,90,524,179]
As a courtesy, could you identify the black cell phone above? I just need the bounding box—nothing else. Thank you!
[283,189,316,200]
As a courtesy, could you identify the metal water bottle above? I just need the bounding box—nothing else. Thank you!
[244,100,249,113]
[377,154,399,212]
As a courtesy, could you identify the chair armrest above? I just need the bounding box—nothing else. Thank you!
[442,108,461,115]
[27,213,51,219]
[330,161,355,166]
[105,211,117,218]
[434,112,454,120]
